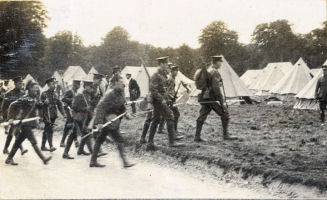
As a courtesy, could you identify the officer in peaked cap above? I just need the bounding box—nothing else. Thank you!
[40,76,65,152]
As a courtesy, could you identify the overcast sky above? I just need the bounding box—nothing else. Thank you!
[42,0,326,48]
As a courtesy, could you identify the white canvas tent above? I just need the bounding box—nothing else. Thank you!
[249,62,293,95]
[311,68,321,77]
[270,58,312,97]
[240,69,262,87]
[42,71,66,93]
[63,66,87,88]
[294,69,322,110]
[23,74,37,85]
[121,65,196,98]
[86,67,99,81]
[189,56,253,100]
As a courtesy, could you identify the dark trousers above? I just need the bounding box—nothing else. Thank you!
[196,102,230,137]
[61,117,76,144]
[131,102,136,113]
[42,118,56,148]
[319,101,326,123]
[64,120,92,155]
[3,125,24,152]
[141,112,152,140]
[7,126,46,161]
[158,105,180,132]
[148,101,176,144]
[90,126,127,165]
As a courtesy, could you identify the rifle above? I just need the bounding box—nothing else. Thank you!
[1,117,40,127]
[81,112,127,139]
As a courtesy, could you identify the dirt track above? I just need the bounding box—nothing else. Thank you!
[0,126,275,199]
[120,103,327,197]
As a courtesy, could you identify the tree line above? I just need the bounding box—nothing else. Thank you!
[1,1,327,85]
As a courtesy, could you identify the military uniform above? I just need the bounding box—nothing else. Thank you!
[2,77,27,154]
[60,86,79,147]
[63,87,93,159]
[194,56,233,142]
[128,78,140,113]
[5,81,51,165]
[315,66,327,123]
[90,84,134,168]
[40,79,65,151]
[146,67,183,149]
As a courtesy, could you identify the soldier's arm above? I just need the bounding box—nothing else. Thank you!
[149,76,164,103]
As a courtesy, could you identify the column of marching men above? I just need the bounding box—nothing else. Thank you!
[0,55,239,168]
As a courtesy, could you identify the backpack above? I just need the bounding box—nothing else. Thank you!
[194,68,210,90]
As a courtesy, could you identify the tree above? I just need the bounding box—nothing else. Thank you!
[0,1,48,78]
[251,20,299,63]
[198,21,248,74]
[41,31,86,79]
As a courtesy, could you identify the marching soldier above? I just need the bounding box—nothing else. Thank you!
[62,79,94,159]
[126,73,140,113]
[146,56,184,150]
[2,76,28,155]
[315,63,327,125]
[60,79,81,147]
[194,55,236,142]
[5,80,52,165]
[89,79,135,168]
[40,77,65,152]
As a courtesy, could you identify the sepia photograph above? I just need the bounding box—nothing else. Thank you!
[0,0,327,199]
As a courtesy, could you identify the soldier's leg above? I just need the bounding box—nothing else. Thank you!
[60,118,72,147]
[46,118,56,152]
[319,101,326,123]
[161,104,183,147]
[140,112,152,143]
[147,105,161,149]
[14,129,28,155]
[63,121,78,159]
[41,122,50,151]
[5,130,26,165]
[25,126,52,165]
[77,122,91,156]
[3,126,14,154]
[131,102,136,114]
[111,129,134,168]
[90,129,107,167]
[212,103,235,140]
[172,106,180,132]
[157,117,166,134]
[194,104,212,142]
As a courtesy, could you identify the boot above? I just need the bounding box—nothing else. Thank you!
[222,119,237,140]
[90,161,106,168]
[86,138,93,154]
[47,131,56,152]
[20,149,28,156]
[60,122,70,147]
[63,153,74,159]
[5,158,18,165]
[194,121,206,142]
[117,143,135,168]
[3,149,9,154]
[74,139,79,148]
[167,120,185,147]
[41,134,49,151]
[90,141,106,167]
[77,136,89,155]
[321,112,325,124]
[140,137,146,144]
[33,144,52,165]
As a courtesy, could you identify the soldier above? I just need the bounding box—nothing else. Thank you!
[40,77,66,152]
[0,80,9,121]
[315,63,327,125]
[146,56,184,150]
[2,76,28,155]
[60,79,81,147]
[89,80,135,168]
[62,79,94,159]
[194,55,236,142]
[5,80,52,165]
[126,73,140,113]
[109,65,122,88]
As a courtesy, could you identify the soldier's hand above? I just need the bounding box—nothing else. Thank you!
[97,124,103,131]
[8,119,14,125]
[125,112,133,120]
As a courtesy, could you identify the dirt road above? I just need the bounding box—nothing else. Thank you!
[0,126,276,199]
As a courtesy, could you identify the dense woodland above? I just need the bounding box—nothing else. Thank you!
[1,1,327,85]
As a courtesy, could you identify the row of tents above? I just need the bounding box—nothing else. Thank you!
[2,55,326,110]
[240,57,327,110]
